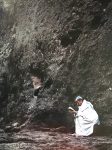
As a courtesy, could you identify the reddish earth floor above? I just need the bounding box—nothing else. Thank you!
[0,127,112,150]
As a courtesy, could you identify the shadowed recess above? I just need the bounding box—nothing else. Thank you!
[60,29,82,47]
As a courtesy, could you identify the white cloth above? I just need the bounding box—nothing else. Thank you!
[74,100,100,136]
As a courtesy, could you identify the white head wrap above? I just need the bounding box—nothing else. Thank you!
[75,96,83,102]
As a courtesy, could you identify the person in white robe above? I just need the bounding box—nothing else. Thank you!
[69,96,100,136]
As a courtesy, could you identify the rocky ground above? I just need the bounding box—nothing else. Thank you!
[0,128,112,150]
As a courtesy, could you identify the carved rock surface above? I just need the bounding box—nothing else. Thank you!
[0,0,112,130]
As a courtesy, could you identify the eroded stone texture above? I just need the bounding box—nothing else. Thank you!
[0,0,112,132]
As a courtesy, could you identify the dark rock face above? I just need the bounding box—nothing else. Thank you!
[0,0,112,130]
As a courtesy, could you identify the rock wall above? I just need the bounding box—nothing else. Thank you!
[0,0,112,128]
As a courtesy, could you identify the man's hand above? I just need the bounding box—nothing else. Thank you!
[68,107,77,114]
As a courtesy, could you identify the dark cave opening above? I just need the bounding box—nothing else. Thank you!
[90,14,107,29]
[60,29,82,47]
[33,111,67,128]
[96,0,111,8]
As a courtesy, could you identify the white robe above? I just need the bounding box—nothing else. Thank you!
[74,100,100,136]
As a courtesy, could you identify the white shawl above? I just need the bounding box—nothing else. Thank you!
[74,100,99,136]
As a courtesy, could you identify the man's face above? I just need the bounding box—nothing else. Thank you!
[74,99,83,106]
[31,76,42,86]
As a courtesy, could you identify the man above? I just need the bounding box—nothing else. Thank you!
[69,96,100,136]
[31,71,53,97]
[31,75,43,97]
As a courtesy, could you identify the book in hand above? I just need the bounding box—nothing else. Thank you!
[68,106,75,111]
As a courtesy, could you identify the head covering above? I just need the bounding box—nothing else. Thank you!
[75,96,83,102]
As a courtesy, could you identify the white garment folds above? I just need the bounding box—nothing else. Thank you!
[74,100,99,136]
